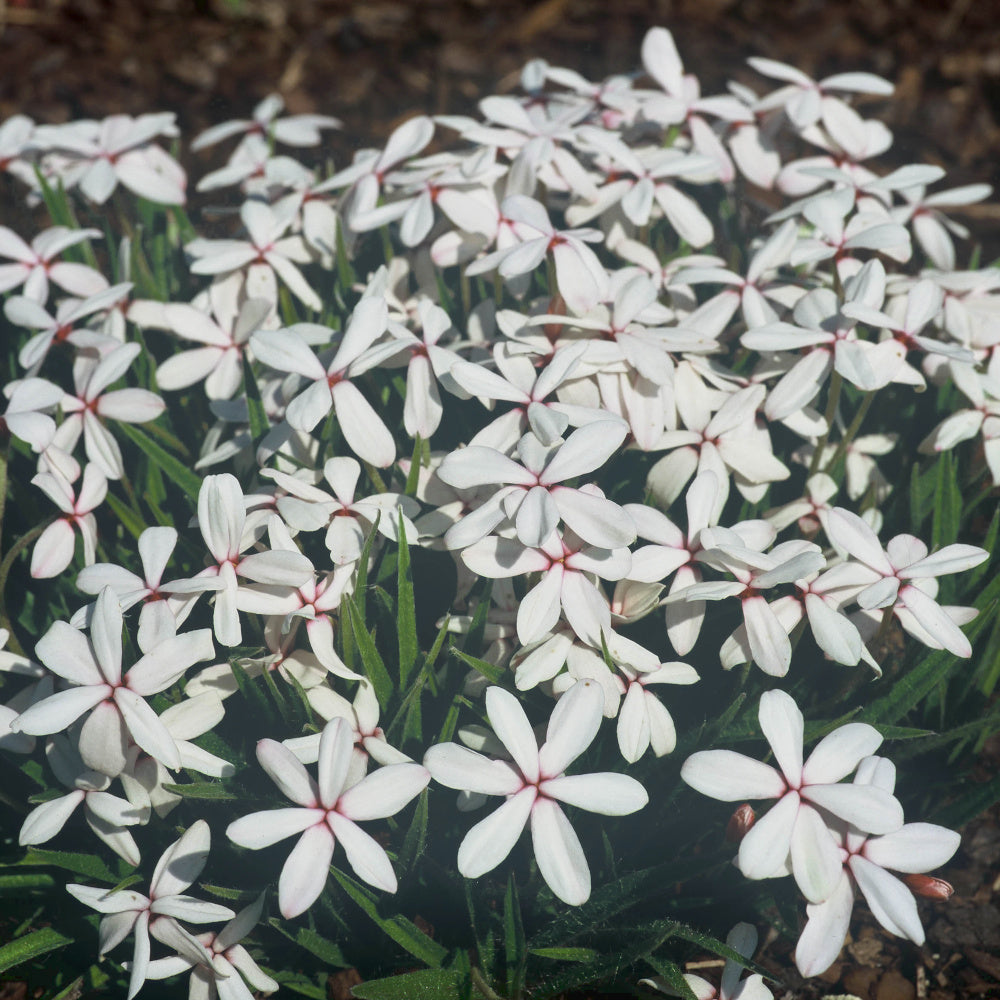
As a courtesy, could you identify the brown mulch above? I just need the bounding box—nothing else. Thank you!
[1,1,998,998]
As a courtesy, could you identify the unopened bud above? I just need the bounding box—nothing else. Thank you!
[903,874,954,900]
[726,803,756,843]
[542,295,567,344]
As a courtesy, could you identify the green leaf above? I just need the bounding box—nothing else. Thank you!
[450,647,504,685]
[242,354,271,442]
[909,459,935,531]
[343,595,394,707]
[268,970,328,1000]
[0,873,57,893]
[398,788,429,873]
[965,508,998,593]
[931,450,962,549]
[353,512,382,621]
[333,869,448,968]
[19,848,120,884]
[0,927,73,974]
[396,512,418,688]
[929,773,1000,829]
[268,918,347,967]
[503,874,526,997]
[161,781,238,801]
[104,492,147,541]
[117,421,202,503]
[643,955,698,1000]
[529,947,599,962]
[351,968,462,1000]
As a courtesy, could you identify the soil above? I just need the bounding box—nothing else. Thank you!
[0,1,997,998]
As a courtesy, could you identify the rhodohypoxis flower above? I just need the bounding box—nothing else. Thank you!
[824,506,988,656]
[12,587,215,777]
[143,893,279,1000]
[681,690,904,903]
[192,473,313,647]
[192,92,341,150]
[0,225,107,302]
[67,821,234,1000]
[54,341,166,480]
[226,717,430,917]
[423,680,648,905]
[795,756,961,977]
[250,294,403,467]
[1,376,64,452]
[30,463,107,579]
[439,422,635,551]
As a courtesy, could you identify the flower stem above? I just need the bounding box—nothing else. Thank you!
[471,966,507,1000]
[825,391,875,476]
[808,371,843,476]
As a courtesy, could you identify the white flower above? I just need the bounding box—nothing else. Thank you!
[227,717,430,917]
[423,681,648,905]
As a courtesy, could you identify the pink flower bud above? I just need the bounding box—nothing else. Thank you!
[726,803,756,843]
[903,874,955,900]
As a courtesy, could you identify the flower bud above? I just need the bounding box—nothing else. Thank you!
[726,803,755,843]
[903,874,955,900]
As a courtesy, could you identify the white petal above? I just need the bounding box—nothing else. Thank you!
[278,825,334,918]
[541,773,647,815]
[530,797,591,905]
[485,686,540,783]
[457,786,536,878]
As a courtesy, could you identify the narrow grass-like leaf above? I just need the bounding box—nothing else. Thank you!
[0,927,73,973]
[332,869,448,968]
[343,595,393,707]
[529,947,599,962]
[504,873,526,998]
[351,968,462,1000]
[0,873,56,893]
[642,955,698,1000]
[929,773,1000,829]
[397,512,418,688]
[353,512,382,622]
[267,970,327,1000]
[161,781,238,801]
[19,848,120,884]
[268,918,348,967]
[117,422,202,503]
[242,354,270,442]
[450,647,504,685]
[931,450,961,549]
[404,435,424,498]
[104,492,146,541]
[398,788,429,874]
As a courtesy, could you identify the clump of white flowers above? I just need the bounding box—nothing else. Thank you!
[0,25,995,1000]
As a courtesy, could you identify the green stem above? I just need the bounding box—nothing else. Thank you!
[0,520,51,656]
[363,462,388,495]
[873,605,896,658]
[471,966,507,1000]
[825,391,875,477]
[808,371,844,476]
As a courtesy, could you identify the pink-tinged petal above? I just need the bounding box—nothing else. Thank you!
[517,567,564,646]
[461,537,550,578]
[438,447,535,490]
[681,750,785,801]
[331,380,395,468]
[423,743,524,796]
[98,389,165,424]
[826,508,893,573]
[257,739,319,807]
[278,825,334,918]
[902,544,988,579]
[542,772,647,816]
[337,763,429,821]
[35,620,103,685]
[486,686,540,783]
[862,823,961,874]
[790,803,844,904]
[403,354,442,439]
[802,783,903,834]
[737,791,800,879]
[617,684,650,763]
[266,253,321,312]
[458,786,536,878]
[898,585,972,657]
[515,485,559,548]
[849,855,923,942]
[857,575,900,610]
[316,718,354,809]
[530,797,591,905]
[78,700,129,776]
[90,588,124,685]
[198,474,244,563]
[19,791,84,845]
[115,688,181,770]
[13,684,109,736]
[126,911,151,1000]
[237,549,312,586]
[327,812,398,892]
[541,421,628,485]
[137,527,177,588]
[30,519,76,579]
[795,874,854,978]
[228,808,320,849]
[758,690,804,784]
[285,378,334,433]
[804,594,862,666]
[802,723,883,785]
[551,488,636,549]
[127,629,215,695]
[150,894,234,925]
[538,679,604,777]
[558,572,612,648]
[251,329,326,380]
[743,596,792,677]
